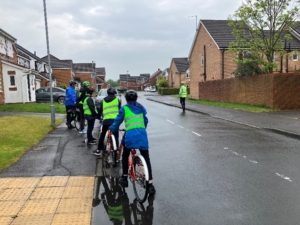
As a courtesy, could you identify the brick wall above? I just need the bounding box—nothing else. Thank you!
[198,73,300,110]
[53,69,72,87]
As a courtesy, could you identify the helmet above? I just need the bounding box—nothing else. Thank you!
[69,80,77,86]
[125,90,138,101]
[86,87,94,94]
[82,81,90,87]
[107,87,117,95]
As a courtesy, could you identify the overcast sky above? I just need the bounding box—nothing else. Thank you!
[0,0,242,80]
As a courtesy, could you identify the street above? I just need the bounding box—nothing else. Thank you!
[93,93,300,225]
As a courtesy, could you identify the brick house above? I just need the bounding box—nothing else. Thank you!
[188,20,300,100]
[119,73,150,91]
[142,69,162,89]
[41,54,74,87]
[95,67,108,91]
[168,58,189,88]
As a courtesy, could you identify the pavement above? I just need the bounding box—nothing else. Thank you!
[1,94,300,225]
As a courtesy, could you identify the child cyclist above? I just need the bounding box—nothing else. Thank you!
[110,90,156,195]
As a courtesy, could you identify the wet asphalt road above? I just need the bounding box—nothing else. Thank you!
[2,93,300,224]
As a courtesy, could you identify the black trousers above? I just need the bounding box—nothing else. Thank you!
[65,105,76,124]
[97,124,119,151]
[86,118,95,141]
[180,97,186,110]
[122,146,153,181]
[78,104,85,130]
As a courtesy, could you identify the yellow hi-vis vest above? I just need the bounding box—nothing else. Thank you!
[179,85,187,98]
[83,97,98,115]
[78,92,83,104]
[124,105,146,131]
[103,98,119,120]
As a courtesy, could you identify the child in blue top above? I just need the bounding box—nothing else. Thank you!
[110,90,155,195]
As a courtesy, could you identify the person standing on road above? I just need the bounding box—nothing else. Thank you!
[65,80,78,129]
[179,81,187,112]
[93,87,121,156]
[77,81,90,134]
[83,87,98,145]
[110,90,156,195]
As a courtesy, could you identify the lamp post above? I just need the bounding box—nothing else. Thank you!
[43,0,55,128]
[188,15,198,32]
[127,70,129,89]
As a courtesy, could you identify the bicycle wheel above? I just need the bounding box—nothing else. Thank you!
[133,155,149,203]
[73,113,80,131]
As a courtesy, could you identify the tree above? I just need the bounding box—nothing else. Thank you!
[106,79,119,87]
[228,0,300,74]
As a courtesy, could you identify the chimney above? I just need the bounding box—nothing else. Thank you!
[34,51,36,55]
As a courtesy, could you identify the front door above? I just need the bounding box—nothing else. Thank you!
[27,75,31,102]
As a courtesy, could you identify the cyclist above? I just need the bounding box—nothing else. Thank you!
[83,87,98,144]
[179,81,187,112]
[65,80,78,129]
[110,90,156,195]
[93,87,121,156]
[77,81,90,134]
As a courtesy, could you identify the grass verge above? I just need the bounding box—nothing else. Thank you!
[0,116,64,171]
[0,103,66,114]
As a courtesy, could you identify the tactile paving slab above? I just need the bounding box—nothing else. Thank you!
[0,188,34,201]
[19,199,60,215]
[0,200,25,216]
[10,214,54,225]
[30,187,65,199]
[0,216,14,225]
[38,176,69,187]
[51,213,91,225]
[62,186,94,199]
[6,177,40,188]
[66,176,94,187]
[56,198,92,214]
[0,178,14,188]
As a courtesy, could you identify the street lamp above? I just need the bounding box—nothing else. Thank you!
[43,0,55,128]
[188,15,198,32]
[127,70,129,89]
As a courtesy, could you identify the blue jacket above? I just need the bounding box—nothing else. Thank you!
[110,101,149,150]
[64,86,78,106]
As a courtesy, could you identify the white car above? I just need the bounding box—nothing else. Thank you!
[95,88,122,109]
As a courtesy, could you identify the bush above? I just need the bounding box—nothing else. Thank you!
[58,83,67,89]
[157,80,169,88]
[158,87,190,95]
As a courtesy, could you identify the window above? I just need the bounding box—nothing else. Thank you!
[10,76,15,86]
[201,56,204,66]
[186,72,190,78]
[0,77,2,92]
[293,51,298,61]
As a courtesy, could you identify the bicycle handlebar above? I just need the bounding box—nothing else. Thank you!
[119,129,126,132]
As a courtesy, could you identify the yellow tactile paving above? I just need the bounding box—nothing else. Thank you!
[19,199,61,215]
[51,213,91,225]
[0,178,14,188]
[6,177,41,188]
[0,176,95,225]
[0,200,26,216]
[66,176,94,187]
[30,187,65,199]
[62,186,94,199]
[10,214,54,225]
[0,216,14,225]
[38,176,69,187]
[56,198,92,214]
[0,188,34,201]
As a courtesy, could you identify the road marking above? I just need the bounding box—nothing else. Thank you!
[231,151,241,156]
[192,131,201,136]
[275,173,292,182]
[166,119,174,124]
[249,160,258,164]
[224,147,229,149]
[178,125,184,129]
[243,156,247,159]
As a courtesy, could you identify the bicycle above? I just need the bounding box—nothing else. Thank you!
[67,107,80,130]
[118,129,149,203]
[102,128,119,168]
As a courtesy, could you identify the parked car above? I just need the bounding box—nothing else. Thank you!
[95,88,122,109]
[116,86,127,93]
[36,87,66,104]
[144,86,156,92]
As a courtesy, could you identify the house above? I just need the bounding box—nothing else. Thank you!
[168,58,189,88]
[188,20,300,100]
[95,67,108,91]
[14,43,51,90]
[161,68,169,81]
[142,69,162,89]
[41,54,74,87]
[119,73,151,91]
[0,28,39,105]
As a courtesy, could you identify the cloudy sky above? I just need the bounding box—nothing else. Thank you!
[0,0,242,80]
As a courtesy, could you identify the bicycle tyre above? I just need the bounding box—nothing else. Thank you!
[133,155,149,203]
[73,114,80,131]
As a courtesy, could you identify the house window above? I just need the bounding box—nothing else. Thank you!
[10,76,16,86]
[293,51,298,61]
[0,77,2,92]
[186,72,190,78]
[201,56,204,66]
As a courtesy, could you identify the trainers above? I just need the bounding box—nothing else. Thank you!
[87,140,96,145]
[120,178,128,188]
[91,137,97,141]
[148,184,156,195]
[92,150,101,156]
[79,129,87,134]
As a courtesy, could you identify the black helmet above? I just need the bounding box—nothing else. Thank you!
[125,90,138,101]
[107,87,117,94]
[69,80,77,86]
[86,87,94,94]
